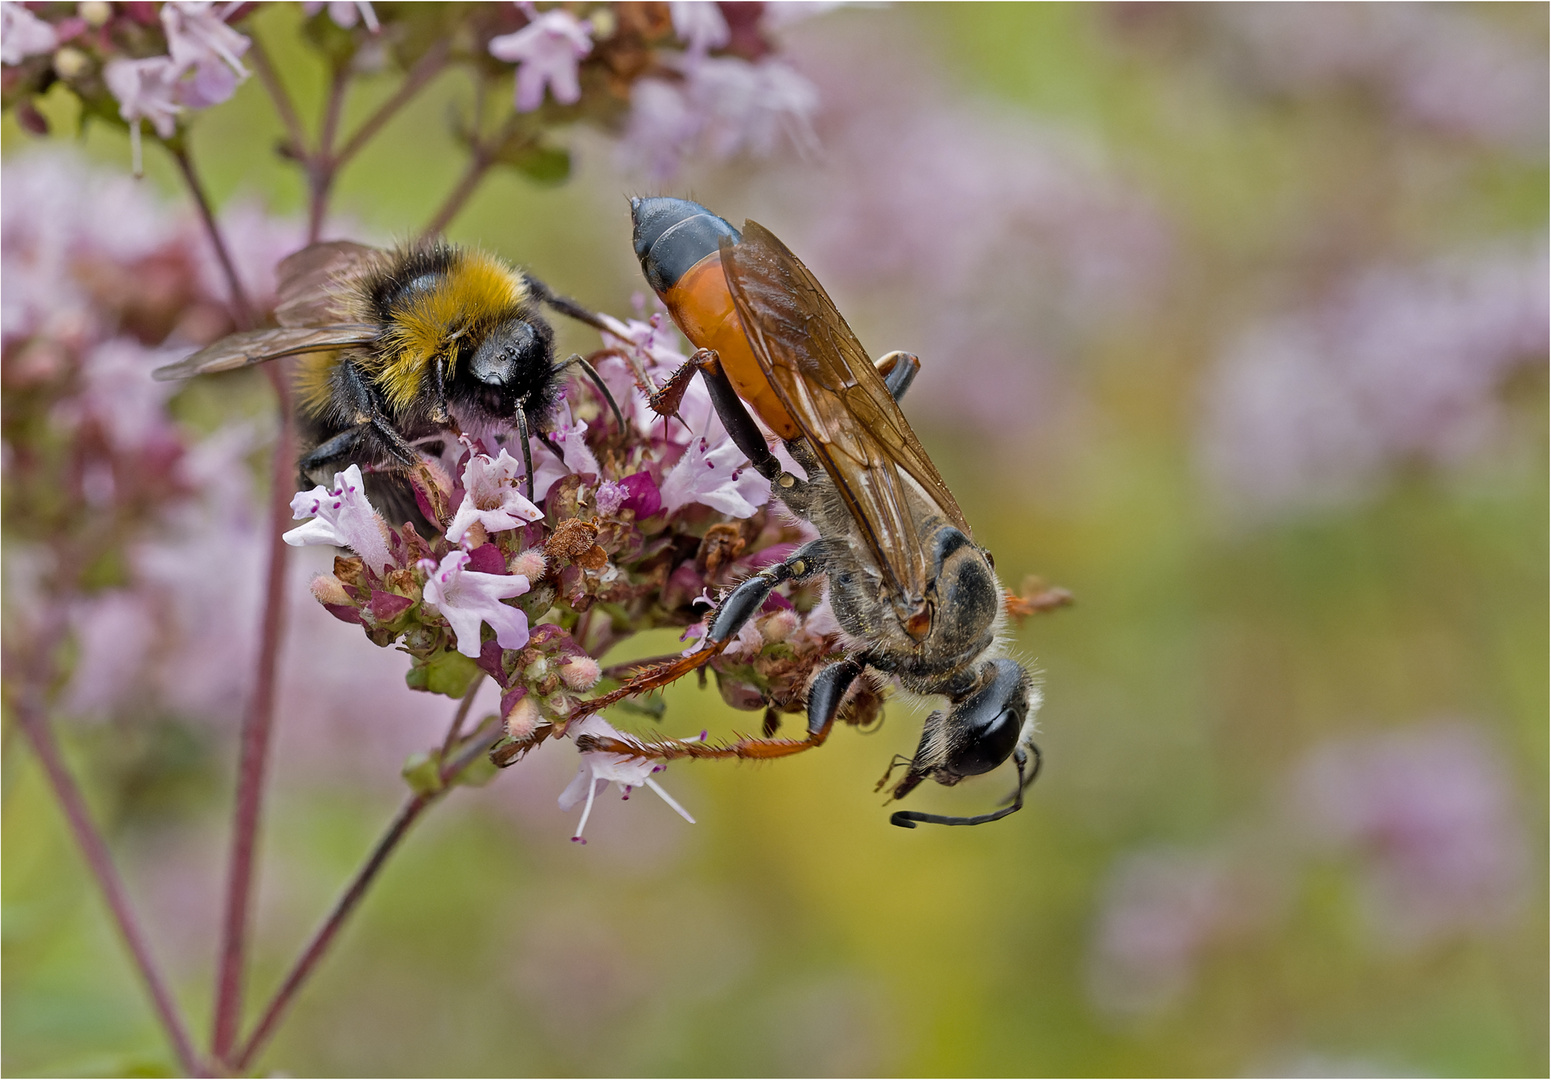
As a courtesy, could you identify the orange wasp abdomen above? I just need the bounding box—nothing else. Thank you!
[632,197,801,440]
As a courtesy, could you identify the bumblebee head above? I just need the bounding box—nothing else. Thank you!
[457,315,557,419]
[886,658,1043,828]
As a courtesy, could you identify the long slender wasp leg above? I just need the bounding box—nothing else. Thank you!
[567,542,825,729]
[874,351,920,403]
[557,352,626,434]
[573,652,862,765]
[690,348,785,482]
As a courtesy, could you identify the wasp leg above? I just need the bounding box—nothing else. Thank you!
[875,351,920,402]
[570,542,825,718]
[574,655,865,764]
[692,348,785,482]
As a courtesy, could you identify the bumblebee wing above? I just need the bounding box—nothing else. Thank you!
[720,222,972,611]
[274,240,376,327]
[151,325,377,380]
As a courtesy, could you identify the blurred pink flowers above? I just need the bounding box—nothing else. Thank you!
[1199,242,1549,518]
[489,8,594,113]
[1,2,57,66]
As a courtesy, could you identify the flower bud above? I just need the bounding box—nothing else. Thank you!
[558,655,601,691]
[309,573,352,607]
[79,1,113,27]
[509,548,547,581]
[53,47,90,80]
[505,691,541,741]
[759,609,799,644]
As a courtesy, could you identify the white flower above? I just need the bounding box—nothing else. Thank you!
[160,2,250,83]
[418,550,530,658]
[659,433,771,518]
[558,716,696,844]
[488,9,593,112]
[1,2,57,66]
[282,464,393,574]
[303,0,379,32]
[445,449,544,546]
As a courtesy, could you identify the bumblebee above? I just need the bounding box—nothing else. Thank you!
[153,240,619,512]
[573,197,1044,828]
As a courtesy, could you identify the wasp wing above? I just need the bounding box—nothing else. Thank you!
[274,240,376,327]
[151,324,378,381]
[719,222,971,619]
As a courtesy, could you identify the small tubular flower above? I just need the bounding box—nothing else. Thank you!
[445,448,545,546]
[558,716,696,843]
[104,56,184,139]
[659,434,771,518]
[283,464,393,575]
[1,2,57,65]
[419,550,531,658]
[488,9,593,112]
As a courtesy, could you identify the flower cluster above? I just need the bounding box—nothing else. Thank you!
[3,2,824,185]
[279,304,868,840]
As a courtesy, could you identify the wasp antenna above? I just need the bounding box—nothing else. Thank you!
[562,352,626,434]
[889,754,1031,829]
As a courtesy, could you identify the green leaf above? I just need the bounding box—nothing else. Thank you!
[449,752,499,789]
[405,649,481,697]
[494,141,572,186]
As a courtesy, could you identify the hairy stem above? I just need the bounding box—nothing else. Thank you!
[12,687,205,1076]
[334,41,451,169]
[170,145,254,330]
[211,375,296,1064]
[232,722,495,1073]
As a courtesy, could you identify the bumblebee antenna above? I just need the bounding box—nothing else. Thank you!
[560,352,626,434]
[888,742,1042,829]
[514,407,535,502]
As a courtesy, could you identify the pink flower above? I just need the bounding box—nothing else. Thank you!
[283,464,393,575]
[103,56,184,139]
[558,716,696,843]
[418,550,530,658]
[303,1,379,33]
[1,2,57,66]
[161,2,250,87]
[658,433,771,518]
[488,9,593,112]
[670,0,730,56]
[445,449,545,546]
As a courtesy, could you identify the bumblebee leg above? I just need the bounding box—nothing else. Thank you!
[524,274,609,333]
[297,423,368,486]
[875,351,920,402]
[558,353,626,434]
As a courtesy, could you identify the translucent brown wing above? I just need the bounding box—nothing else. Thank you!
[274,240,376,327]
[718,222,972,617]
[151,324,377,381]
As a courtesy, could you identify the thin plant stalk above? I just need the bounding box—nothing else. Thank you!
[333,41,451,169]
[232,721,497,1073]
[12,689,206,1077]
[210,382,296,1063]
[247,35,308,161]
[170,145,254,329]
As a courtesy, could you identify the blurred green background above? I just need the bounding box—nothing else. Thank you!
[4,4,1546,1075]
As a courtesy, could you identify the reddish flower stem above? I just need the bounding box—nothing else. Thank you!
[247,35,309,162]
[211,377,296,1065]
[12,689,206,1077]
[231,724,495,1073]
[333,41,451,169]
[419,112,521,240]
[170,145,254,330]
